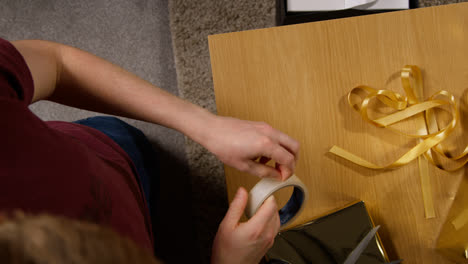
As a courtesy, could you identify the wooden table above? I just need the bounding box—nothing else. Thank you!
[209,3,468,263]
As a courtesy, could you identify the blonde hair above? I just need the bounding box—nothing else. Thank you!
[0,212,162,264]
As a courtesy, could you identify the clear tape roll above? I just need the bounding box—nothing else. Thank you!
[245,174,308,229]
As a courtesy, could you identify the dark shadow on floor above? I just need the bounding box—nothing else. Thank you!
[149,140,200,264]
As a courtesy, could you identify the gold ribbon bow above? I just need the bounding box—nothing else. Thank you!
[330,65,466,218]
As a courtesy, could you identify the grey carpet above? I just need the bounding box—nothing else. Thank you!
[0,0,196,263]
[419,0,467,6]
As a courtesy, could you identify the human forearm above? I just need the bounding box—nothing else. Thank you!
[55,42,301,180]
[14,40,213,143]
[14,39,299,180]
[56,43,214,139]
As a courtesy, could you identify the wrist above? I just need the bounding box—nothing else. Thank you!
[179,106,218,146]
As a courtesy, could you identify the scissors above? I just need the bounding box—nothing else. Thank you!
[343,225,403,264]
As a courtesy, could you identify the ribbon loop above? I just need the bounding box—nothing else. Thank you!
[331,65,465,171]
[330,65,468,218]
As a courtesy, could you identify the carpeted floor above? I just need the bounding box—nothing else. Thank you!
[419,0,467,6]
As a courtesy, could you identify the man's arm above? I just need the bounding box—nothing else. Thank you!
[12,39,213,142]
[12,39,299,181]
[12,39,296,263]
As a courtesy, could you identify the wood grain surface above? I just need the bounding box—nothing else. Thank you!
[209,3,468,263]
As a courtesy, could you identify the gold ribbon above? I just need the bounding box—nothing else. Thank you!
[452,208,468,230]
[330,65,467,219]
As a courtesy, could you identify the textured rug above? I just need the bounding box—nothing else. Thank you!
[419,0,467,6]
[168,0,466,263]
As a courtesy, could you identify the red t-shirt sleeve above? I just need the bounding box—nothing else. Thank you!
[0,38,34,104]
[0,38,153,251]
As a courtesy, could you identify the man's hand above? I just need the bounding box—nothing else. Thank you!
[200,116,300,181]
[12,40,299,181]
[211,187,280,264]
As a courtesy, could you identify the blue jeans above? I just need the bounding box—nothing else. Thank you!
[73,116,159,247]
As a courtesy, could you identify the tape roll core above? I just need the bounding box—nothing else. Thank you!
[246,175,308,229]
[278,186,305,225]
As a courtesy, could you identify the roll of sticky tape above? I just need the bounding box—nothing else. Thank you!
[245,174,308,229]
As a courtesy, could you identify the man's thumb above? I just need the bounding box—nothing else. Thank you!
[223,187,248,227]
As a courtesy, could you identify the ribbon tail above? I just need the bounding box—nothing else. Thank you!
[329,145,387,169]
[419,155,435,218]
[452,208,468,230]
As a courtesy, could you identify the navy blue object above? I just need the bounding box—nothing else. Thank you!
[279,186,305,225]
[73,116,159,226]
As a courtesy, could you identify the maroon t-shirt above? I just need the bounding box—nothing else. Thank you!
[0,38,153,251]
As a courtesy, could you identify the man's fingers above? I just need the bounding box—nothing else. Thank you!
[247,195,279,230]
[246,160,281,179]
[267,146,295,180]
[264,211,281,250]
[259,156,271,164]
[222,187,248,228]
[250,146,295,180]
[271,146,295,170]
[275,210,281,232]
[276,132,300,159]
[275,163,293,181]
